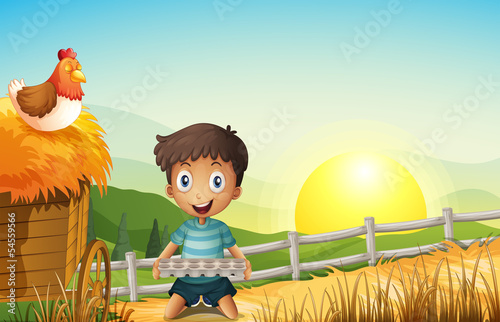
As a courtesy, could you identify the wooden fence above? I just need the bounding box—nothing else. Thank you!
[74,207,500,302]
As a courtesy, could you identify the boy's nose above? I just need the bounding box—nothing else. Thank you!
[196,193,202,199]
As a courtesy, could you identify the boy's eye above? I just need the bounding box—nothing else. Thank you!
[177,170,193,192]
[209,171,225,193]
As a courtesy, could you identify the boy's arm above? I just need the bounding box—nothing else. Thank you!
[158,241,180,259]
[152,242,179,280]
[227,244,252,280]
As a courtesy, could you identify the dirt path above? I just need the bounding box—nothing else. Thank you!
[110,288,266,321]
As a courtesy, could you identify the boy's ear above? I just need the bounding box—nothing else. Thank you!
[165,184,174,198]
[232,186,243,200]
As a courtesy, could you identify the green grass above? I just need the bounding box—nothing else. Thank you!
[89,186,500,295]
[92,224,500,295]
[5,221,492,321]
[3,186,498,321]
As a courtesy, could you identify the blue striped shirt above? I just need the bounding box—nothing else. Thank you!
[170,217,236,284]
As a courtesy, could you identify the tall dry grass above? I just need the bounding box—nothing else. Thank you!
[24,272,134,322]
[251,238,500,322]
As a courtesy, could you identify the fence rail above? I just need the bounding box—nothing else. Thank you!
[73,207,500,301]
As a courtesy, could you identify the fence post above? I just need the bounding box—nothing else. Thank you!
[443,207,454,241]
[126,252,138,302]
[365,217,376,266]
[288,231,300,281]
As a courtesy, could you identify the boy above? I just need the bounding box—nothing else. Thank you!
[152,123,252,320]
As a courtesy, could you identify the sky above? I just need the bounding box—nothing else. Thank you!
[1,1,499,232]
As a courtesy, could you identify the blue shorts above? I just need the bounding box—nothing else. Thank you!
[168,277,237,307]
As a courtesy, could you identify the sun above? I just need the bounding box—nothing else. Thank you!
[295,152,427,235]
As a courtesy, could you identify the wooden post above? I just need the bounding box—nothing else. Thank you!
[126,252,138,302]
[443,207,454,241]
[288,231,300,281]
[365,217,376,266]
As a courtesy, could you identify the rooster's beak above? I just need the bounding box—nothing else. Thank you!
[70,70,86,83]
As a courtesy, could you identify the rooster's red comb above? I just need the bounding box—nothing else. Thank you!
[58,48,77,61]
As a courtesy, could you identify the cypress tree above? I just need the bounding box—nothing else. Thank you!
[111,213,133,261]
[146,219,162,258]
[161,225,170,248]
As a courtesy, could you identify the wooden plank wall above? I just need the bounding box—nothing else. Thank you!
[0,184,90,303]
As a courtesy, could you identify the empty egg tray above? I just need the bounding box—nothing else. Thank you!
[158,258,246,278]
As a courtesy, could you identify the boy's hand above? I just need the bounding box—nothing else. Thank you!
[153,242,179,280]
[227,245,252,280]
[244,259,252,280]
[152,258,161,280]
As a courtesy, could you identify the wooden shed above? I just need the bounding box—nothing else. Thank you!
[0,96,112,303]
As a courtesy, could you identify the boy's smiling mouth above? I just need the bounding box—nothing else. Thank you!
[192,200,213,214]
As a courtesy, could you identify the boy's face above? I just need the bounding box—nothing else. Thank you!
[165,155,242,218]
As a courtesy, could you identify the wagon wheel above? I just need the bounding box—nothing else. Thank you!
[76,240,111,322]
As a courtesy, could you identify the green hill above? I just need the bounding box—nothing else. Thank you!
[90,186,291,257]
[441,159,500,199]
[439,188,500,213]
[89,185,500,298]
[86,103,174,166]
[91,186,500,265]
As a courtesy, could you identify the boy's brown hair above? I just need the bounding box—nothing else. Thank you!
[154,123,248,187]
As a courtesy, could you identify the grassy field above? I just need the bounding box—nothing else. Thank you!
[101,219,500,307]
[90,186,500,295]
[108,238,500,321]
[3,186,499,321]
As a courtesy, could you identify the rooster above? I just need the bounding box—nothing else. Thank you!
[8,48,86,131]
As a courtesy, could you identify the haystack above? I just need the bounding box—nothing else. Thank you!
[0,96,112,302]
